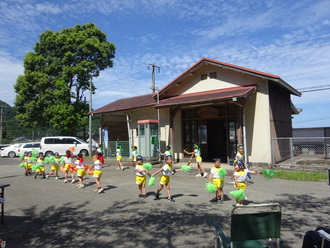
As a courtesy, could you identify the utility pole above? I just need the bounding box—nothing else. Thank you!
[89,76,93,156]
[148,63,160,93]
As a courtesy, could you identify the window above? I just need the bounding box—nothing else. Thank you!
[33,143,40,148]
[44,139,53,144]
[23,144,33,148]
[66,138,78,144]
[210,72,217,79]
[54,139,64,144]
[201,73,207,80]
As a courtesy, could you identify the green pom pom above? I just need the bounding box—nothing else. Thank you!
[60,156,65,163]
[19,163,26,168]
[143,163,152,170]
[31,156,37,161]
[206,183,216,193]
[148,176,156,186]
[218,168,227,178]
[32,163,41,171]
[181,165,191,171]
[45,157,51,164]
[31,150,38,157]
[262,169,276,179]
[20,153,25,158]
[48,156,55,163]
[230,189,245,200]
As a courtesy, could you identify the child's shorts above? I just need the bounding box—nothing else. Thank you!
[64,163,71,170]
[160,175,170,185]
[93,170,102,179]
[116,156,122,161]
[196,156,202,163]
[136,175,146,185]
[27,163,33,169]
[36,166,45,173]
[236,182,247,190]
[77,169,86,177]
[213,178,224,188]
[51,165,59,171]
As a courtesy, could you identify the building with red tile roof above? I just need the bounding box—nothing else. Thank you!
[92,58,301,164]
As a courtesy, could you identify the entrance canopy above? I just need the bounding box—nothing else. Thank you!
[155,86,256,108]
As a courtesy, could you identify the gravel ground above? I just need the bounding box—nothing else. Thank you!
[0,157,329,248]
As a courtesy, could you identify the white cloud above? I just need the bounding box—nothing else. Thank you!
[0,55,23,105]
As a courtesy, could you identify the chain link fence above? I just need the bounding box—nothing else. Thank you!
[272,137,330,168]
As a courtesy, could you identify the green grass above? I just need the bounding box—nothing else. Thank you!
[275,170,328,182]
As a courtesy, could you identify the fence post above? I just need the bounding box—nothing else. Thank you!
[290,138,294,166]
[271,138,275,165]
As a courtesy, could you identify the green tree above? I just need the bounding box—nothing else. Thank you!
[14,23,116,135]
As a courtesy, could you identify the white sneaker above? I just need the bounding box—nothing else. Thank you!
[55,177,59,180]
[121,167,124,171]
[64,179,68,183]
[78,184,85,189]
[196,174,201,177]
[45,175,49,180]
[71,180,75,184]
[97,188,104,194]
[116,167,120,170]
[203,173,208,178]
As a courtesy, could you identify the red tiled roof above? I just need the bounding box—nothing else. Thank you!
[155,58,279,98]
[91,87,256,114]
[156,86,256,108]
[91,94,155,114]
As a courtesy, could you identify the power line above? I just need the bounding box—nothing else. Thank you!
[294,116,330,123]
[299,87,330,93]
[297,84,330,93]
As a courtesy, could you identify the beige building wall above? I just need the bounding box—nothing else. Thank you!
[173,111,183,160]
[245,82,272,164]
[169,66,263,95]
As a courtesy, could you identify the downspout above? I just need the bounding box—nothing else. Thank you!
[242,106,248,164]
[157,90,161,162]
[125,112,132,157]
[169,108,174,162]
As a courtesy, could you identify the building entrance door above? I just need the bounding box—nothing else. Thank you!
[205,119,227,162]
[183,119,228,162]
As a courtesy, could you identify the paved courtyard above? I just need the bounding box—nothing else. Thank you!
[0,157,329,247]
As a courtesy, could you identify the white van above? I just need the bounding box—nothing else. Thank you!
[40,136,96,157]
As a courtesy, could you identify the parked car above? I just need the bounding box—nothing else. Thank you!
[0,145,9,156]
[0,144,23,158]
[17,142,41,157]
[0,142,40,158]
[40,136,96,157]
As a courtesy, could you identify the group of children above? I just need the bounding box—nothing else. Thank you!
[207,156,262,206]
[21,143,261,204]
[133,144,262,206]
[21,150,105,193]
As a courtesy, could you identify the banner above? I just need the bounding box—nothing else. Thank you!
[102,127,108,150]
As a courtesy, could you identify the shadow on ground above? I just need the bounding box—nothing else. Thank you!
[0,192,329,248]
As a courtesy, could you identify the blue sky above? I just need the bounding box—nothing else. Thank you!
[0,0,330,128]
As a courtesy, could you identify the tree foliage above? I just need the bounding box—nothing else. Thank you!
[14,23,116,135]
